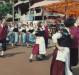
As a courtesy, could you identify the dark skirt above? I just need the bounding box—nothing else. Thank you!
[50,48,65,75]
[32,44,39,54]
[70,48,78,66]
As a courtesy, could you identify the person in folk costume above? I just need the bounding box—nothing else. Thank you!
[18,22,22,29]
[26,22,35,47]
[0,21,2,47]
[70,18,79,70]
[29,22,46,62]
[9,22,15,46]
[42,21,49,58]
[6,22,12,43]
[43,21,49,49]
[19,23,27,46]
[51,17,75,75]
[13,23,19,46]
[0,19,8,58]
[0,22,11,46]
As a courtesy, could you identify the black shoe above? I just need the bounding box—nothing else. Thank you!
[29,59,32,62]
[70,69,72,72]
[38,58,43,61]
[43,55,46,57]
[36,57,39,60]
[15,44,18,46]
[0,55,5,58]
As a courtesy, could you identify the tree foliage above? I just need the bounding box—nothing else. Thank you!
[0,3,13,18]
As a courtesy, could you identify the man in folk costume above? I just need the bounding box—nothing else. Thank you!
[43,21,49,49]
[70,18,79,69]
[0,19,8,57]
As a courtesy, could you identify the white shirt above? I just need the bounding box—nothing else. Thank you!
[19,27,26,32]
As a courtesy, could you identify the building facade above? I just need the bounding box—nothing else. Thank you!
[0,0,29,21]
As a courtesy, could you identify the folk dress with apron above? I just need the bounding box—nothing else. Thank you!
[13,27,19,44]
[10,27,15,43]
[51,29,73,75]
[32,28,46,55]
[27,27,35,44]
[20,28,27,44]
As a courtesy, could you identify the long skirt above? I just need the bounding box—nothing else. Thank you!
[0,43,2,47]
[6,36,10,43]
[50,48,65,75]
[36,37,46,55]
[70,48,78,66]
[14,32,19,43]
[10,33,15,43]
[27,33,35,43]
[21,33,27,44]
[32,44,39,54]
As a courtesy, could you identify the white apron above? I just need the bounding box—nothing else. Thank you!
[36,37,46,54]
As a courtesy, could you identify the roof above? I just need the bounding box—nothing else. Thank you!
[30,1,60,8]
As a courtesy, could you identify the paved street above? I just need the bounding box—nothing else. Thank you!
[0,40,79,75]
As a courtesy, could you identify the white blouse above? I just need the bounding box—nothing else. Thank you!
[52,32,62,43]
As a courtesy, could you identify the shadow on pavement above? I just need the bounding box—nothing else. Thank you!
[72,67,79,75]
[5,52,25,57]
[7,46,18,50]
[47,46,53,49]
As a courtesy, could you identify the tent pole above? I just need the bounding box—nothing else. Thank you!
[42,7,44,21]
[65,8,68,19]
[65,0,68,19]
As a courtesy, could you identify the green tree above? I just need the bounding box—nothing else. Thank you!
[0,3,13,19]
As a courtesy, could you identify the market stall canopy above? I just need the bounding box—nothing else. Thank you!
[44,0,79,16]
[30,1,61,9]
[72,0,79,2]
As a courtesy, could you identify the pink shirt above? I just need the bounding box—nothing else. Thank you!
[70,26,79,48]
[43,25,49,38]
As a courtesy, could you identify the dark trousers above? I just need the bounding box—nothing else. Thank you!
[0,39,6,51]
[70,48,78,66]
[44,38,48,49]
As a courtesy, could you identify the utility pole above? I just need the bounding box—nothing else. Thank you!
[13,0,14,22]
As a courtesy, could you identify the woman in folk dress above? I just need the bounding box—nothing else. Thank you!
[13,23,19,46]
[26,22,35,47]
[29,22,46,62]
[51,17,75,75]
[19,24,27,46]
[9,22,15,46]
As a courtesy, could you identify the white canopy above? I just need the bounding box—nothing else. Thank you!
[30,1,61,9]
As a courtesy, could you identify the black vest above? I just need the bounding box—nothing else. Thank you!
[29,30,34,33]
[22,29,26,33]
[57,29,71,47]
[13,28,18,32]
[35,30,44,37]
